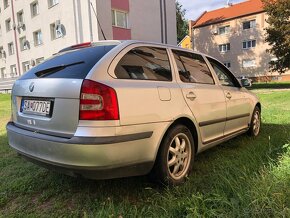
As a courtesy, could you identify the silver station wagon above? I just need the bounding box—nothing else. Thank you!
[7,41,261,185]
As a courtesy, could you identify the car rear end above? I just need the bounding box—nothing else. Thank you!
[6,41,155,179]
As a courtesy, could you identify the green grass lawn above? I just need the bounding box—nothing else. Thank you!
[0,91,289,217]
[250,81,290,90]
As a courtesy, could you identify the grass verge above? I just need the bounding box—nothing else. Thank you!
[0,91,289,217]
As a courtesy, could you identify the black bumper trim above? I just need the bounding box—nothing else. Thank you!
[6,122,153,145]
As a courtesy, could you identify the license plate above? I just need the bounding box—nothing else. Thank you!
[21,99,52,116]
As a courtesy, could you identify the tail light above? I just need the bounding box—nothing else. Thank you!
[79,79,119,120]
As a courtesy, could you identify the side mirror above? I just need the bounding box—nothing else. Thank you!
[241,79,252,87]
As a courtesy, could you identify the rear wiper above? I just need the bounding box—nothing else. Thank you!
[35,61,84,78]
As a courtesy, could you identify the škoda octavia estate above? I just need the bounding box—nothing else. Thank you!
[7,41,261,185]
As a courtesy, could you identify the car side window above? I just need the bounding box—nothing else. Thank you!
[115,46,172,81]
[207,57,240,87]
[172,50,214,85]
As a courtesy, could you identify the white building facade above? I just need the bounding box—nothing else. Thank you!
[0,0,176,90]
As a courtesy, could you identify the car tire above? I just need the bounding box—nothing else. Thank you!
[247,106,261,137]
[151,124,195,185]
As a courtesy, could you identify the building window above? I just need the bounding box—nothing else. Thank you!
[31,1,39,17]
[19,36,29,51]
[218,25,230,35]
[5,18,12,32]
[242,59,256,68]
[36,57,44,65]
[0,25,2,37]
[0,67,6,78]
[0,46,3,59]
[22,61,30,73]
[243,20,256,30]
[242,40,256,49]
[50,22,63,40]
[8,42,14,55]
[4,0,9,9]
[17,10,25,28]
[48,0,59,8]
[33,30,43,46]
[223,62,231,68]
[219,43,230,53]
[10,65,17,77]
[112,10,128,28]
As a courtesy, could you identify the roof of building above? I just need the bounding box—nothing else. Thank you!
[193,0,264,28]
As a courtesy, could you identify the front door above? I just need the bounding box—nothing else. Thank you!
[206,57,251,136]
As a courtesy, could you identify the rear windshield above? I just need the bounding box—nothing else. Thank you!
[20,45,116,80]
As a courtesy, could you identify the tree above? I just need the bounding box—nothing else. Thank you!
[262,0,290,74]
[176,1,188,43]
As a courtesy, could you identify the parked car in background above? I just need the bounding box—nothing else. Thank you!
[6,41,261,185]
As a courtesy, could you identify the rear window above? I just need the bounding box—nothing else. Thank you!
[20,45,116,80]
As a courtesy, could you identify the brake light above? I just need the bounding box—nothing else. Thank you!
[71,42,92,49]
[79,80,119,120]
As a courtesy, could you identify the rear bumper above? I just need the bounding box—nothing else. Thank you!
[6,122,155,179]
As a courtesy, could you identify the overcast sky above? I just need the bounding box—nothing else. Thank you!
[178,0,247,20]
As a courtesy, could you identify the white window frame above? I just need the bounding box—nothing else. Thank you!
[242,59,256,68]
[36,57,44,65]
[17,10,24,25]
[19,36,28,51]
[243,20,256,30]
[50,23,63,40]
[219,43,230,53]
[31,1,39,17]
[218,25,230,35]
[22,61,30,73]
[8,42,14,55]
[5,18,11,32]
[242,40,256,49]
[112,9,129,29]
[10,65,17,77]
[0,67,6,78]
[48,0,59,8]
[33,30,43,46]
[4,0,9,9]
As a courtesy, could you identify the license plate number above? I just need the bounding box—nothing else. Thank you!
[21,99,51,116]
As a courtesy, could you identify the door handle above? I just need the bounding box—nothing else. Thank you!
[186,92,196,100]
[226,92,232,99]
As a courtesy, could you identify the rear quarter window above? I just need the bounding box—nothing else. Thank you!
[114,46,172,81]
[20,45,116,80]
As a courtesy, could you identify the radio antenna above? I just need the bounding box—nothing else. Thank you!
[90,2,107,40]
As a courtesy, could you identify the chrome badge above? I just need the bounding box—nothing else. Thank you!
[29,82,35,92]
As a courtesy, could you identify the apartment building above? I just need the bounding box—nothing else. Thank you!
[0,0,176,90]
[188,0,290,81]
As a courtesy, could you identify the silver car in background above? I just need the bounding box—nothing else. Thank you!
[6,40,261,185]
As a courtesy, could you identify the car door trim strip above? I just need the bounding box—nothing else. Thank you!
[199,113,250,127]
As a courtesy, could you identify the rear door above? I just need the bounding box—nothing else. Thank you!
[206,57,251,135]
[171,50,227,144]
[109,45,183,126]
[12,45,115,138]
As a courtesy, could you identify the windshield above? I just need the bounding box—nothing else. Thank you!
[20,45,116,80]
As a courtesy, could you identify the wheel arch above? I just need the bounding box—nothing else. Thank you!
[256,102,261,112]
[155,117,199,160]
